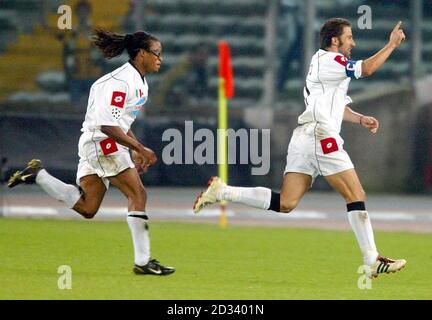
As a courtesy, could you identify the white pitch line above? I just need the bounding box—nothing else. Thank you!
[153,208,236,217]
[0,206,422,222]
[95,207,235,217]
[98,207,128,215]
[369,212,416,221]
[273,211,328,220]
[3,206,58,216]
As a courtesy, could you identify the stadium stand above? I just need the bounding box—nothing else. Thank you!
[0,0,128,104]
[142,0,267,108]
[280,0,432,100]
[0,0,431,108]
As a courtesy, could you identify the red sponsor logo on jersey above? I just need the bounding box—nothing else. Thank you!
[334,55,347,66]
[111,91,126,108]
[100,138,118,155]
[320,137,339,154]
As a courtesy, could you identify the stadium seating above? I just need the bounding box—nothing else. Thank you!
[0,0,129,103]
[315,1,432,94]
[0,0,431,108]
[143,0,267,108]
[144,0,432,108]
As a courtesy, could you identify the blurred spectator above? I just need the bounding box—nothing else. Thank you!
[186,43,210,98]
[123,0,148,33]
[277,0,303,93]
[154,43,210,108]
[60,0,104,105]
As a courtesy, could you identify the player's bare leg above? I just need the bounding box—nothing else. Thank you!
[108,168,147,212]
[8,159,107,220]
[73,174,107,219]
[324,169,365,203]
[279,173,312,213]
[109,168,175,276]
[325,168,406,278]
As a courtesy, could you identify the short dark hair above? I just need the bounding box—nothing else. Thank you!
[319,18,351,49]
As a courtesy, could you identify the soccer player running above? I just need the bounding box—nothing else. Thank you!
[8,30,175,276]
[194,18,406,278]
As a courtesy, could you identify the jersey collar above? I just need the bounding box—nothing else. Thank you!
[128,60,145,84]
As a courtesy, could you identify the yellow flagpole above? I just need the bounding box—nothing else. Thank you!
[218,77,228,229]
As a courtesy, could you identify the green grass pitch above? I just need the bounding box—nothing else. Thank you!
[0,218,431,300]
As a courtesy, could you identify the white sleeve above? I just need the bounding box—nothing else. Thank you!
[93,79,129,127]
[319,54,362,82]
[345,95,353,105]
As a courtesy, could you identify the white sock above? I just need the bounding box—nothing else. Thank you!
[347,210,379,266]
[217,186,272,210]
[127,211,151,266]
[35,169,81,208]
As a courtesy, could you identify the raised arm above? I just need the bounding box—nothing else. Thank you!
[361,21,406,77]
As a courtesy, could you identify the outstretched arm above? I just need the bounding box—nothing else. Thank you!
[344,106,379,134]
[361,21,406,77]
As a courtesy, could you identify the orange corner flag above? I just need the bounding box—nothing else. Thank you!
[218,41,234,99]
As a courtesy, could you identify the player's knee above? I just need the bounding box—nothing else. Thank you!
[280,198,299,213]
[80,204,100,219]
[81,209,98,219]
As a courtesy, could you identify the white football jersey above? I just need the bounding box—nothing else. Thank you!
[81,61,148,142]
[299,49,362,134]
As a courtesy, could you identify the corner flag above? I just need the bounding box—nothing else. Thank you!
[218,41,234,228]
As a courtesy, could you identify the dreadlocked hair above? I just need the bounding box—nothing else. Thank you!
[92,28,159,60]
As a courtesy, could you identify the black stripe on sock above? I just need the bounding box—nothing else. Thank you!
[346,201,366,212]
[128,214,148,220]
[268,191,280,212]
